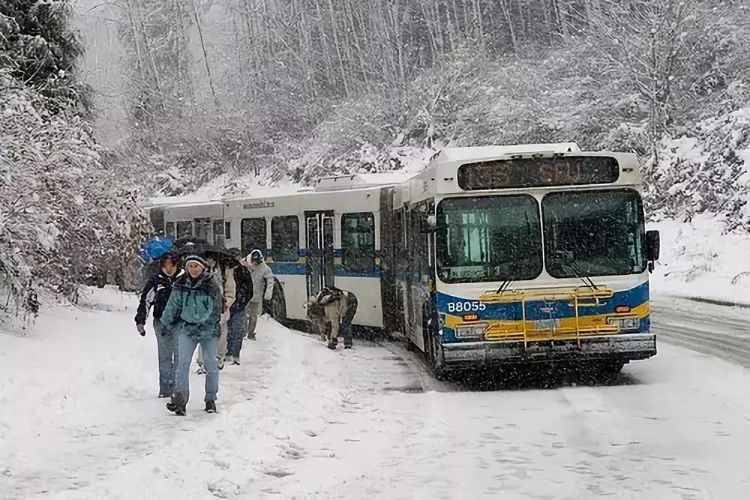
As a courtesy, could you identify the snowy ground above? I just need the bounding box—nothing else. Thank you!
[2,288,750,499]
[649,214,750,306]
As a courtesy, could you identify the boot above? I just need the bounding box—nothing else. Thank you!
[327,342,337,350]
[167,393,187,416]
[205,401,217,414]
[231,355,240,366]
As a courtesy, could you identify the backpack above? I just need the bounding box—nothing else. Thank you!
[233,266,254,308]
[317,287,341,306]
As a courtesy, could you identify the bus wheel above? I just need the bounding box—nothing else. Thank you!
[431,335,448,381]
[597,361,624,385]
[270,279,287,323]
[582,361,624,385]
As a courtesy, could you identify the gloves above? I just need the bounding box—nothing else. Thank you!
[136,324,146,336]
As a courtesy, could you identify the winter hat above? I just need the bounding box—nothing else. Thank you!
[248,249,264,262]
[185,255,207,269]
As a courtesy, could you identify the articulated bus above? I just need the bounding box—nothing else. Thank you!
[391,144,660,381]
[146,144,659,381]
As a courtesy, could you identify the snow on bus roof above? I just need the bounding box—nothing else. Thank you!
[315,172,415,191]
[433,143,581,163]
[146,195,224,208]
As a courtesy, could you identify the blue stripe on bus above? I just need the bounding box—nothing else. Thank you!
[270,263,308,275]
[334,268,383,278]
[435,282,649,320]
[270,263,383,278]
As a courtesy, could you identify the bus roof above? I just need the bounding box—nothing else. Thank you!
[432,143,581,164]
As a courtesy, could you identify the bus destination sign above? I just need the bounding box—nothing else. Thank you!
[457,156,620,190]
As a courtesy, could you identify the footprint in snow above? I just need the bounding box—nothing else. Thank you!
[259,466,295,478]
[207,479,240,498]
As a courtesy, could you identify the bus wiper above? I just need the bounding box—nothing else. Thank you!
[496,279,512,294]
[570,262,598,291]
[556,251,598,290]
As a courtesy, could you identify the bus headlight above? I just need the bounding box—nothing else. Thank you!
[606,316,640,332]
[455,323,487,339]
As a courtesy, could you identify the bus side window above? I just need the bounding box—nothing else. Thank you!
[272,216,300,262]
[165,222,176,239]
[194,218,211,241]
[212,220,225,248]
[342,212,375,273]
[224,221,231,240]
[241,217,267,255]
[394,211,405,272]
[176,221,192,239]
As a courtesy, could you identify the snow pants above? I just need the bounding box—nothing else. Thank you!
[176,334,219,403]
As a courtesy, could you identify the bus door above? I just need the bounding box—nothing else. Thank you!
[306,211,335,297]
[194,218,212,242]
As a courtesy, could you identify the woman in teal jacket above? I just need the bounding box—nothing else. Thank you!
[161,254,222,415]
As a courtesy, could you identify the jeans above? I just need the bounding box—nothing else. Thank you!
[227,306,247,358]
[154,319,177,396]
[197,312,229,366]
[246,301,263,339]
[175,334,219,402]
[340,295,358,347]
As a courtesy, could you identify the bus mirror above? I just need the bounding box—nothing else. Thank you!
[646,230,660,262]
[420,215,437,234]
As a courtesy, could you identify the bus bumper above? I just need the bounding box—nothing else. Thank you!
[442,333,657,367]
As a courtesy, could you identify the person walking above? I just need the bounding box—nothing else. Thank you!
[161,254,222,416]
[135,251,182,398]
[227,250,253,364]
[245,250,274,340]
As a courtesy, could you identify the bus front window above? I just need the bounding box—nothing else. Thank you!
[436,195,543,283]
[543,189,646,278]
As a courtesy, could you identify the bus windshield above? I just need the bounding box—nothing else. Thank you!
[543,189,646,278]
[436,195,543,283]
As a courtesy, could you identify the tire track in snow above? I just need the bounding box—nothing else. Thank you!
[652,298,750,369]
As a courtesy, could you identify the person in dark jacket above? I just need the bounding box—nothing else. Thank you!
[227,249,253,365]
[135,251,182,398]
[161,254,223,416]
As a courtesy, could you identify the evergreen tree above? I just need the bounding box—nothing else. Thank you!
[0,0,91,113]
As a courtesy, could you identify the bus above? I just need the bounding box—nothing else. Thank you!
[145,143,660,382]
[390,144,660,382]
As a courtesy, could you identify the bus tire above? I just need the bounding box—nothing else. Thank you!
[596,361,624,385]
[431,334,448,381]
[581,360,624,386]
[269,278,287,324]
[423,304,446,380]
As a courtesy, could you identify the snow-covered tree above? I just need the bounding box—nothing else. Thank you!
[0,1,151,317]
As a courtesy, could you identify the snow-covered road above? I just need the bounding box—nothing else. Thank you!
[2,289,750,499]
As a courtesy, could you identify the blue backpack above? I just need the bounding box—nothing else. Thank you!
[141,237,174,261]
